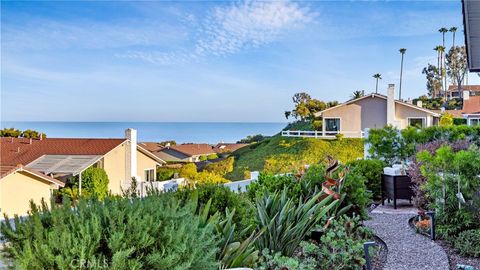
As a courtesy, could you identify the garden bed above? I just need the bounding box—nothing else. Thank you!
[408,216,480,270]
[370,234,388,270]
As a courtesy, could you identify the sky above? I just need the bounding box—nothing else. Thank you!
[1,0,479,122]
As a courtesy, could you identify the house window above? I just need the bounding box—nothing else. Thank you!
[144,169,155,182]
[469,118,480,126]
[325,118,340,134]
[408,118,425,128]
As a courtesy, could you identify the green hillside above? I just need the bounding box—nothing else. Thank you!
[227,135,364,180]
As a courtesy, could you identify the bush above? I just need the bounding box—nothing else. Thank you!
[204,157,234,176]
[199,155,208,161]
[453,118,467,125]
[254,189,338,256]
[342,168,371,218]
[366,125,409,165]
[176,184,256,236]
[70,167,109,200]
[0,195,219,269]
[453,229,480,258]
[258,215,372,270]
[347,159,386,200]
[156,167,177,181]
[439,112,454,127]
[207,153,219,160]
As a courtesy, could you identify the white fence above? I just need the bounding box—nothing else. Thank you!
[135,178,185,197]
[281,130,365,138]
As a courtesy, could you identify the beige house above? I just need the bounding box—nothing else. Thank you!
[314,84,440,138]
[0,165,64,217]
[0,129,165,217]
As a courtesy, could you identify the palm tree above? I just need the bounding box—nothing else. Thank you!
[373,73,382,93]
[449,27,457,47]
[351,90,364,99]
[399,48,407,100]
[439,27,448,47]
[438,45,446,97]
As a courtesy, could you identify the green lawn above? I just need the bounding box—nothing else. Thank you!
[227,135,364,181]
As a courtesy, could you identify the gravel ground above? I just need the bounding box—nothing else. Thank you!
[365,201,449,270]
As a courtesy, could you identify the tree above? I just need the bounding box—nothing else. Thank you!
[21,129,45,139]
[292,92,311,105]
[422,64,443,98]
[0,128,21,137]
[399,48,407,100]
[446,46,467,98]
[373,73,382,93]
[351,90,364,99]
[439,27,449,97]
[449,27,457,47]
[284,111,291,119]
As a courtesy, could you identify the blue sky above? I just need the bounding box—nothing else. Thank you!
[2,0,479,122]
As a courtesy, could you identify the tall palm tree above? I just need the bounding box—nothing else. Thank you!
[438,45,446,98]
[434,46,441,71]
[449,27,457,47]
[399,48,407,100]
[439,27,448,47]
[373,73,382,94]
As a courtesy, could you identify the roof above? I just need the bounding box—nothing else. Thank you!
[463,96,480,114]
[139,142,163,153]
[137,144,166,164]
[27,155,103,175]
[0,137,126,167]
[447,85,480,92]
[315,93,440,117]
[0,165,65,187]
[214,143,249,153]
[463,0,480,72]
[163,144,216,157]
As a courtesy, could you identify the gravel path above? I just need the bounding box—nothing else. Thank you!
[364,201,449,270]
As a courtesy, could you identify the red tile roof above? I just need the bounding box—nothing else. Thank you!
[166,144,216,156]
[463,96,480,114]
[0,137,126,167]
[447,85,480,92]
[214,143,249,153]
[139,142,163,153]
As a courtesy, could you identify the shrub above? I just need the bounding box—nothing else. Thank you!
[439,112,454,127]
[0,195,219,269]
[70,167,109,200]
[366,125,409,165]
[207,153,219,160]
[204,157,234,176]
[176,184,256,236]
[254,189,338,256]
[342,168,371,218]
[156,167,177,181]
[453,118,467,125]
[453,229,480,258]
[259,215,372,270]
[347,159,386,200]
[199,155,208,161]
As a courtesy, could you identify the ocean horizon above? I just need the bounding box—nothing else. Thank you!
[0,121,287,144]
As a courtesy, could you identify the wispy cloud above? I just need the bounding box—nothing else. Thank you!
[195,1,315,56]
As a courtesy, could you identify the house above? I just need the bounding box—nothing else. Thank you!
[444,91,480,126]
[0,165,64,217]
[447,85,480,98]
[214,143,249,154]
[0,129,165,216]
[313,84,440,138]
[155,143,216,162]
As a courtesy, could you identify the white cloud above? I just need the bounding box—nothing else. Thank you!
[195,1,315,56]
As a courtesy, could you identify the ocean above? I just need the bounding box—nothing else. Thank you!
[0,122,286,144]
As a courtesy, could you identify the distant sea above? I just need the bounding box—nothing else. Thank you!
[0,122,286,144]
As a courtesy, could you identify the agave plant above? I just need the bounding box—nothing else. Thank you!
[254,188,339,257]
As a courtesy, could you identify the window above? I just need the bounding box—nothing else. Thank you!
[470,118,480,126]
[144,169,155,182]
[324,118,340,135]
[408,118,425,128]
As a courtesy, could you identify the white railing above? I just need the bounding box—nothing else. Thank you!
[135,178,185,197]
[281,130,365,138]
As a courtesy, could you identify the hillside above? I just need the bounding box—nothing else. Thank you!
[227,135,364,181]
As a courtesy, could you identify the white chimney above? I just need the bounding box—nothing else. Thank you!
[125,128,138,180]
[416,100,423,108]
[463,90,470,100]
[387,84,395,126]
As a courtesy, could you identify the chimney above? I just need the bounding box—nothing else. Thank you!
[387,84,395,126]
[407,98,412,104]
[463,90,470,100]
[125,128,138,180]
[416,100,423,108]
